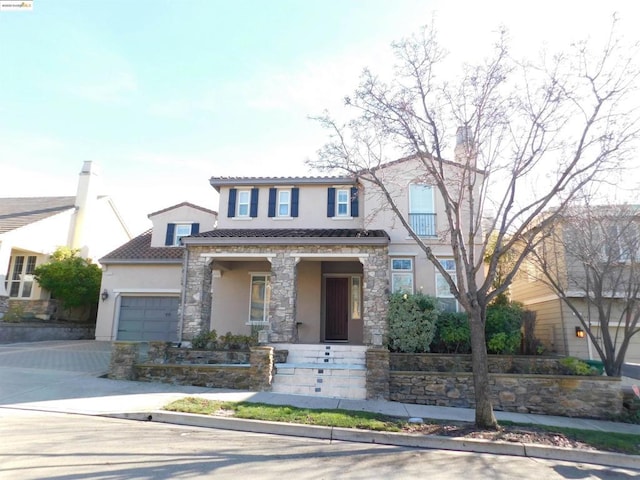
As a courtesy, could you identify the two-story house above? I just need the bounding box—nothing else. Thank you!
[94,202,217,341]
[0,161,131,320]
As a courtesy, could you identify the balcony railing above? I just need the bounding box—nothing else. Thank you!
[409,213,436,237]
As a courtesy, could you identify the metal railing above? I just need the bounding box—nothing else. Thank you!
[409,213,436,237]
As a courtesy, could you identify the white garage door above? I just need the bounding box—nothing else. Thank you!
[117,296,179,342]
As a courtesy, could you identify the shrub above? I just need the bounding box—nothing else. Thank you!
[191,330,218,349]
[485,302,523,354]
[431,311,470,353]
[559,357,599,376]
[386,293,438,353]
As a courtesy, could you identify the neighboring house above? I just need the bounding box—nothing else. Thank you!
[95,202,217,341]
[0,161,131,320]
[179,155,473,348]
[511,207,640,364]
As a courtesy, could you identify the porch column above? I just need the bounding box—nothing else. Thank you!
[361,246,389,346]
[267,253,297,343]
[181,252,212,342]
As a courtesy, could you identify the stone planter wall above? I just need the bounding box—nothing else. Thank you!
[0,321,95,344]
[390,353,571,374]
[390,371,621,418]
[109,342,275,391]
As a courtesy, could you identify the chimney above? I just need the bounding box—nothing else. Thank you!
[454,125,475,164]
[69,161,100,257]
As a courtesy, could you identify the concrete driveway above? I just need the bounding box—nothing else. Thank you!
[0,340,227,414]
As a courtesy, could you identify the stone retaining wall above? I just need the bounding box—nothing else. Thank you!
[390,371,622,419]
[0,322,95,343]
[109,342,275,391]
[390,353,568,375]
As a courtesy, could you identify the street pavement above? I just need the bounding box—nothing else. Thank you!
[0,340,638,470]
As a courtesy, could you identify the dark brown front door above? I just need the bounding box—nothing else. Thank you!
[325,277,349,341]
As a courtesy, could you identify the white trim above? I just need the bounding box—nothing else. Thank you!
[291,253,369,259]
[113,288,181,294]
[330,216,354,220]
[201,253,276,260]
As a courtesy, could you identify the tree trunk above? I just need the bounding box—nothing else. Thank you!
[469,307,498,429]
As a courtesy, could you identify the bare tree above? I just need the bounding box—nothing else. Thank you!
[531,203,640,376]
[308,20,639,428]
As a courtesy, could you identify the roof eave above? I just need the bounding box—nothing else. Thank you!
[209,176,356,191]
[182,236,389,246]
[100,258,184,265]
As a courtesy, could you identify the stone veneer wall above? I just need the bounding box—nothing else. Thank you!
[390,353,572,375]
[366,348,390,400]
[390,371,622,419]
[0,322,95,343]
[109,341,275,391]
[0,296,9,318]
[183,244,389,345]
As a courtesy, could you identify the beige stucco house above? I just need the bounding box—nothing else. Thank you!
[94,202,217,341]
[0,161,131,320]
[511,209,640,364]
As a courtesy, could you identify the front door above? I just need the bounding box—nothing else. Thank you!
[325,277,349,341]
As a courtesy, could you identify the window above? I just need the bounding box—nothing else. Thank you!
[248,274,271,324]
[391,258,414,293]
[6,255,36,298]
[165,223,199,246]
[327,187,359,218]
[237,190,250,217]
[337,189,350,216]
[409,184,436,236]
[436,259,458,312]
[278,190,290,217]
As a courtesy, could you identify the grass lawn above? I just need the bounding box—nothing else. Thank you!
[164,397,640,455]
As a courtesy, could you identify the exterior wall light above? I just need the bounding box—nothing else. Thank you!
[575,326,586,338]
[101,289,109,301]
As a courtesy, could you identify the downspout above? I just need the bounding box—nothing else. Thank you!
[558,297,569,355]
[178,247,189,344]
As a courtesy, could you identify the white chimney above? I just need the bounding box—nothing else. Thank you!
[69,161,100,257]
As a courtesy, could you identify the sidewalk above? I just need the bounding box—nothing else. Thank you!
[0,341,638,470]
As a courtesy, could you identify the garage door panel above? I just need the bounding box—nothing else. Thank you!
[117,296,179,342]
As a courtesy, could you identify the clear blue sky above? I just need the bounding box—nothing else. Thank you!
[1,0,638,233]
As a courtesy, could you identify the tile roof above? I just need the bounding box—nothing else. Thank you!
[209,176,355,191]
[191,228,389,239]
[148,201,218,218]
[100,230,184,263]
[0,196,76,235]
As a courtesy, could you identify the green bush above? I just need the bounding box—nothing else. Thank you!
[485,302,523,354]
[431,311,470,353]
[386,293,438,353]
[559,357,600,376]
[191,330,218,349]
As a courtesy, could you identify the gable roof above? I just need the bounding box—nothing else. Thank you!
[183,228,389,246]
[148,201,218,218]
[0,196,76,235]
[209,176,355,192]
[100,230,184,264]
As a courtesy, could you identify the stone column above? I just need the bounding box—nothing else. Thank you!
[0,240,13,317]
[366,348,390,400]
[181,250,212,342]
[108,342,139,380]
[267,253,297,343]
[249,346,274,391]
[362,246,389,346]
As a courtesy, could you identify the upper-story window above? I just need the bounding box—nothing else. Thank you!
[165,223,200,246]
[268,187,299,218]
[237,190,251,217]
[391,257,414,294]
[228,188,259,218]
[409,184,436,236]
[327,186,359,218]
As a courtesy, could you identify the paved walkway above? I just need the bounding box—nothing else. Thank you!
[0,340,638,469]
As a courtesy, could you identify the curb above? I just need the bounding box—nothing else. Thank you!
[107,411,640,471]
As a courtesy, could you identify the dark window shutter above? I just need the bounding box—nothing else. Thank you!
[350,187,359,217]
[165,223,175,246]
[291,187,299,217]
[250,188,259,218]
[327,187,336,217]
[227,188,237,217]
[268,188,277,217]
[191,223,200,235]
